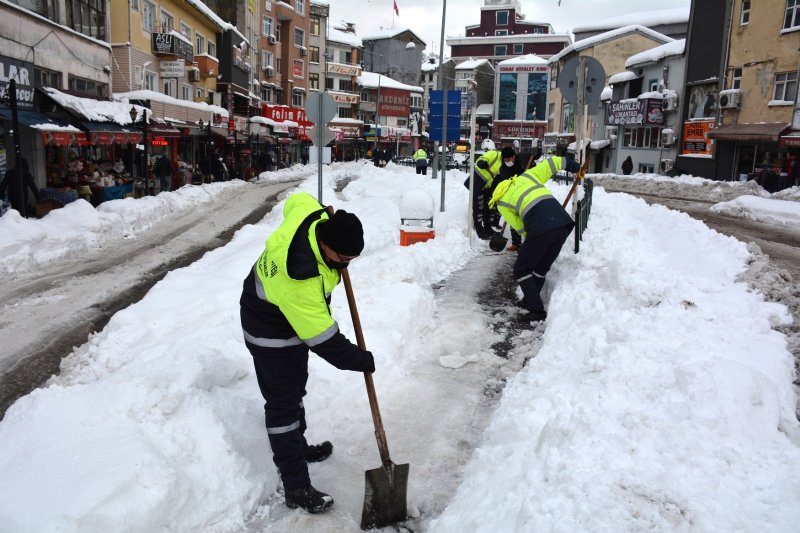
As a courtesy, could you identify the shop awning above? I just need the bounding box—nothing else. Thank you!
[707,122,789,141]
[0,108,74,131]
[78,120,142,144]
[146,120,182,138]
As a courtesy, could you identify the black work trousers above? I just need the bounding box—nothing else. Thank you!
[466,171,492,237]
[514,223,573,313]
[248,341,312,491]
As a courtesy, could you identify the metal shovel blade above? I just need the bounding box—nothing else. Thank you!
[489,232,508,252]
[360,461,410,530]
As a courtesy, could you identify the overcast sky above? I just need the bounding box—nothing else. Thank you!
[325,0,691,56]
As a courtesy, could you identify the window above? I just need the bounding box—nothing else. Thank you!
[326,77,334,90]
[262,50,273,68]
[207,41,216,58]
[294,59,304,78]
[310,16,320,36]
[160,9,174,32]
[35,67,62,89]
[731,67,742,89]
[65,0,107,40]
[783,0,800,30]
[494,45,507,56]
[338,106,352,118]
[207,89,214,104]
[339,79,353,92]
[18,0,57,20]
[292,91,304,106]
[195,88,204,101]
[144,70,156,91]
[142,1,155,32]
[513,43,523,54]
[496,10,508,25]
[495,30,508,36]
[275,24,281,42]
[276,57,282,74]
[774,71,798,101]
[648,79,659,92]
[622,126,662,148]
[180,22,191,39]
[294,27,304,47]
[68,75,106,97]
[163,78,176,98]
[262,86,272,103]
[741,0,750,24]
[295,0,304,15]
[263,16,273,37]
[195,33,205,55]
[638,163,655,173]
[309,72,319,90]
[339,50,352,64]
[309,46,320,63]
[182,85,190,100]
[497,72,517,120]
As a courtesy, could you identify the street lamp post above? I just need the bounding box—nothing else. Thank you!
[130,106,149,196]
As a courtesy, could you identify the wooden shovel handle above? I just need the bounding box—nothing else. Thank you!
[340,266,393,467]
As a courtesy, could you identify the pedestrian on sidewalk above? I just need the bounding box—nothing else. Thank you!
[489,155,583,322]
[239,192,375,514]
[154,152,172,192]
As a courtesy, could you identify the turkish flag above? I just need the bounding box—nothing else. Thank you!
[394,0,399,16]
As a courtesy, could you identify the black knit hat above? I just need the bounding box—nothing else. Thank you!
[319,210,364,257]
[501,146,516,159]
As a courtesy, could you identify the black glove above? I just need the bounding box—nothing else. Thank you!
[476,159,490,170]
[364,351,375,373]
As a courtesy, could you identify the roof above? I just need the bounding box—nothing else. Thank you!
[626,39,685,68]
[361,27,426,46]
[548,25,674,64]
[455,58,490,70]
[357,72,423,92]
[184,0,247,44]
[707,123,790,142]
[328,26,362,48]
[497,53,548,67]
[476,103,494,116]
[608,71,640,84]
[572,7,690,34]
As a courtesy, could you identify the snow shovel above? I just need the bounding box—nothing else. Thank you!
[340,267,409,530]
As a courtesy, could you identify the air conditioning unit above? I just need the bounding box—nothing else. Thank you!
[660,129,676,146]
[264,65,274,77]
[663,94,678,111]
[605,125,617,139]
[268,35,277,45]
[299,47,307,56]
[719,89,741,109]
[660,158,674,173]
[188,69,200,82]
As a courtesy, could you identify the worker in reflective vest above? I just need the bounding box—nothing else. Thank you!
[465,148,503,239]
[240,192,375,514]
[489,156,583,322]
[412,147,428,175]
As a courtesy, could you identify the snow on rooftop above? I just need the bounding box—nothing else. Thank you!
[476,103,494,115]
[360,26,425,45]
[44,88,148,126]
[573,6,690,33]
[497,53,547,66]
[456,58,490,70]
[608,71,641,84]
[357,72,423,92]
[328,26,362,48]
[184,0,247,43]
[549,25,674,65]
[112,90,229,118]
[626,39,686,68]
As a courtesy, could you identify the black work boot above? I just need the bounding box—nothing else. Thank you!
[305,441,333,463]
[285,485,334,513]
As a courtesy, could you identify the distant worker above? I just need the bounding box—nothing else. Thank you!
[412,147,429,175]
[489,155,583,322]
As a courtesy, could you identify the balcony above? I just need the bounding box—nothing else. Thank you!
[195,55,219,78]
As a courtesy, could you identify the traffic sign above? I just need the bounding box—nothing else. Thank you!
[429,90,461,142]
[308,125,335,147]
[557,56,606,107]
[305,93,337,124]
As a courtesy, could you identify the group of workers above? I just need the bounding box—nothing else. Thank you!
[237,140,584,516]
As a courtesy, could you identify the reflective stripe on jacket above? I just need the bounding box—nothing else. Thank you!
[474,149,503,189]
[245,192,341,345]
[488,156,567,237]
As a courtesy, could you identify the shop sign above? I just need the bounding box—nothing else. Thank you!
[330,91,360,104]
[330,125,360,137]
[160,60,185,78]
[779,134,800,148]
[327,63,362,77]
[378,88,410,117]
[262,104,313,127]
[272,124,290,133]
[494,122,545,139]
[497,64,548,73]
[41,131,88,146]
[681,119,715,157]
[151,33,193,62]
[151,136,169,147]
[607,100,643,125]
[0,55,35,110]
[235,115,249,132]
[92,132,115,145]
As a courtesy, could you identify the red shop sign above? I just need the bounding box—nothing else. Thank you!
[92,132,115,145]
[41,131,88,146]
[151,136,169,147]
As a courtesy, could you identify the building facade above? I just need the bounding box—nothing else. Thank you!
[492,54,548,151]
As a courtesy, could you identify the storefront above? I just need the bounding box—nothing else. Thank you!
[706,122,789,183]
[329,122,363,161]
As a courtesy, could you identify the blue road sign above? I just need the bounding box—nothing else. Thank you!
[429,90,461,142]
